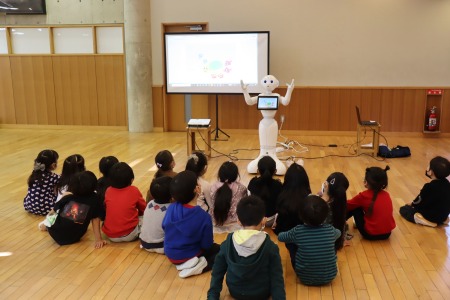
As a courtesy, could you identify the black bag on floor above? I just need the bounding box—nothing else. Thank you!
[378,145,411,158]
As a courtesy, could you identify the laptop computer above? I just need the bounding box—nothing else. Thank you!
[355,106,378,126]
[257,96,279,110]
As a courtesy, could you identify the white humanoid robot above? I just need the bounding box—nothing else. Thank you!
[241,75,294,175]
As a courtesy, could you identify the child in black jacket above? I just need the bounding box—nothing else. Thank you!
[400,156,450,227]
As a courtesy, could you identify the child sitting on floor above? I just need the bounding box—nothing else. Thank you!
[146,150,177,202]
[278,195,341,286]
[210,161,247,232]
[96,156,119,220]
[163,170,220,278]
[24,149,60,216]
[399,156,450,227]
[208,195,285,300]
[248,156,282,227]
[154,150,177,178]
[46,171,107,248]
[102,162,146,242]
[185,151,212,212]
[320,172,350,251]
[56,154,85,202]
[139,176,173,253]
[273,162,311,269]
[347,166,395,240]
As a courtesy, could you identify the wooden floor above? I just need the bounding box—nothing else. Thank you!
[1,127,450,299]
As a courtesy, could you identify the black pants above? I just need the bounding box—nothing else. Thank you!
[285,242,297,270]
[202,243,221,272]
[399,205,417,223]
[347,207,391,240]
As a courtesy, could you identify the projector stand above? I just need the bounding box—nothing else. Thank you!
[211,94,230,141]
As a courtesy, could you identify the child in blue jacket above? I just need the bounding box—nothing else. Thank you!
[163,170,220,278]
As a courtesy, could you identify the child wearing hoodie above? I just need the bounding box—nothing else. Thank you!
[162,170,220,278]
[207,195,285,300]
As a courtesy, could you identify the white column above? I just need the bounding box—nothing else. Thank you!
[124,0,153,132]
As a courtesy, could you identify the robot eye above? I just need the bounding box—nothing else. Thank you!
[271,80,274,83]
[263,80,267,83]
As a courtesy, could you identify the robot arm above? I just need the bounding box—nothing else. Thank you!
[280,79,295,106]
[240,80,258,105]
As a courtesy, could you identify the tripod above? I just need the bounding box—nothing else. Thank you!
[211,94,230,141]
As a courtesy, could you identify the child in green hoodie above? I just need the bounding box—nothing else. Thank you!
[207,195,285,300]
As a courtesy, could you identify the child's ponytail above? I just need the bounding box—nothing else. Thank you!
[213,161,239,226]
[366,166,390,215]
[213,183,232,226]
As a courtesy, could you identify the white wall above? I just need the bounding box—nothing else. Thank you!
[151,0,450,87]
[0,0,124,25]
[3,0,450,87]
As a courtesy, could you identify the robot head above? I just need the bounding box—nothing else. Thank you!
[260,75,279,93]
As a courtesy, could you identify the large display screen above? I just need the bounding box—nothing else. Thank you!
[164,31,269,94]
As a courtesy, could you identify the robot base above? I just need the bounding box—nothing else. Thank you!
[247,152,287,176]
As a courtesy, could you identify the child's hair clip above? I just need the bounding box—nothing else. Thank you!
[188,153,199,164]
[33,162,45,171]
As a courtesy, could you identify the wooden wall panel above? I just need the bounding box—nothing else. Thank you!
[219,94,259,130]
[95,55,127,126]
[202,87,443,133]
[0,57,16,124]
[380,89,425,132]
[53,56,99,126]
[166,94,185,131]
[10,56,57,125]
[191,95,209,119]
[2,60,448,135]
[163,93,210,132]
[440,89,450,133]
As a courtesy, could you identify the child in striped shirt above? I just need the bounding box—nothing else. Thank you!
[278,195,341,286]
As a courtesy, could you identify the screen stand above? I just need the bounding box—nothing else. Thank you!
[211,94,230,141]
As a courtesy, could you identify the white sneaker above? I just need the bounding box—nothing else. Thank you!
[179,256,207,278]
[176,256,199,271]
[414,213,437,228]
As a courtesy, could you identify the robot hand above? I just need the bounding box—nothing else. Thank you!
[287,79,295,91]
[240,80,248,92]
[241,79,254,104]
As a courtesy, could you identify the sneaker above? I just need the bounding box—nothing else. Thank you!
[175,256,199,271]
[179,256,207,278]
[414,213,437,228]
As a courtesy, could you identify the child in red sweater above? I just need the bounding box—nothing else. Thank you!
[102,162,146,242]
[347,166,395,240]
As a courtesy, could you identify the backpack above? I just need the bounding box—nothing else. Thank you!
[378,145,411,158]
